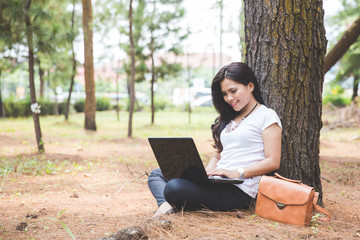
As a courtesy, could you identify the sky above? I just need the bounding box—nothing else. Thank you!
[88,0,344,66]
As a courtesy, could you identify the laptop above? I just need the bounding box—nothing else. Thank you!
[148,137,244,184]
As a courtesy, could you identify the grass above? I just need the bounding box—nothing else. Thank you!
[2,108,359,177]
[0,109,218,176]
[0,108,218,139]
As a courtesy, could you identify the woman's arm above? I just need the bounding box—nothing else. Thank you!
[208,123,282,179]
[205,151,221,173]
[241,123,282,178]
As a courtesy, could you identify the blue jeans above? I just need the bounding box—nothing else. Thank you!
[147,168,253,211]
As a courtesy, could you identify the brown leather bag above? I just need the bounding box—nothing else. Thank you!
[255,173,332,226]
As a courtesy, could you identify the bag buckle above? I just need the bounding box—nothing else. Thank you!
[276,202,286,210]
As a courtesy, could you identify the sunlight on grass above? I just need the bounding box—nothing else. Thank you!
[1,109,217,142]
[0,109,218,175]
[2,108,357,143]
[26,109,218,140]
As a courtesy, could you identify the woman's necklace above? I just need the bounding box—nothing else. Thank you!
[225,102,259,133]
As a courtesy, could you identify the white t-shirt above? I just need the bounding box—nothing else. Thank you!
[216,105,282,198]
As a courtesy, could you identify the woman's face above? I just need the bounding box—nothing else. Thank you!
[220,78,255,112]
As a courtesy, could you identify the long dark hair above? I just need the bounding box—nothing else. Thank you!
[211,62,264,152]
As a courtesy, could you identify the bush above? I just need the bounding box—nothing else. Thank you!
[38,99,56,116]
[323,95,351,107]
[74,99,85,112]
[3,97,78,117]
[96,97,111,111]
[322,85,351,107]
[153,95,172,111]
[74,98,111,112]
[58,102,67,115]
[58,101,75,115]
[3,97,31,117]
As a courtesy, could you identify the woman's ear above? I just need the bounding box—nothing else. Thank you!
[248,82,255,92]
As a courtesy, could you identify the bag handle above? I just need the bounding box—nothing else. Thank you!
[274,172,302,184]
[273,173,332,222]
[313,192,332,222]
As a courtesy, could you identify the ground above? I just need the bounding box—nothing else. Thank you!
[0,111,359,240]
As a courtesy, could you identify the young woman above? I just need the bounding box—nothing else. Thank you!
[148,62,282,216]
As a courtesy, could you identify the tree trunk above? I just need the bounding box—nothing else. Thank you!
[65,0,77,121]
[46,69,50,99]
[219,0,223,68]
[115,61,120,121]
[150,43,155,125]
[25,0,45,152]
[128,0,136,137]
[239,3,245,61]
[324,15,360,73]
[82,0,96,130]
[0,70,3,117]
[39,62,44,99]
[150,0,156,125]
[244,0,327,203]
[352,74,359,101]
[186,51,191,124]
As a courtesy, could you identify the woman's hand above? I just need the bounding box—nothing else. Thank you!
[205,152,221,174]
[208,168,241,179]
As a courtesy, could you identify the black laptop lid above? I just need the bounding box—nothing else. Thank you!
[148,137,208,181]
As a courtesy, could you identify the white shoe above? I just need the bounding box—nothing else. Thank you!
[154,202,175,217]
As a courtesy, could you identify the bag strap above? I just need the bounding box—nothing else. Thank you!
[274,172,302,184]
[313,192,332,221]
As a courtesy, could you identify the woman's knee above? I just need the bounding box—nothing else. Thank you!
[149,168,162,177]
[147,168,163,183]
[164,179,190,205]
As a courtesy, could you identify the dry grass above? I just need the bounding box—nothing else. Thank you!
[0,110,359,239]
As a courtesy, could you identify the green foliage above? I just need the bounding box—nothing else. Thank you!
[327,0,360,100]
[74,98,112,112]
[96,97,111,111]
[323,85,351,107]
[323,94,351,107]
[74,99,85,113]
[153,95,174,111]
[0,156,62,176]
[0,0,81,101]
[125,98,144,112]
[58,101,69,115]
[2,97,76,117]
[0,166,11,192]
[38,99,56,115]
[3,97,32,117]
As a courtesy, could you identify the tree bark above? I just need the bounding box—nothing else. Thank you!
[150,0,156,125]
[150,41,155,125]
[65,0,77,121]
[128,0,136,137]
[0,70,3,117]
[115,61,120,121]
[324,15,360,73]
[82,0,96,130]
[219,0,223,68]
[244,0,327,203]
[38,62,44,99]
[352,74,359,101]
[25,0,45,152]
